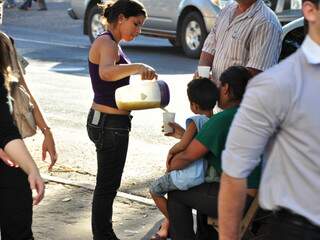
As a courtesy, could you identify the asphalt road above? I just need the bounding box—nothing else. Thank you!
[1,0,199,197]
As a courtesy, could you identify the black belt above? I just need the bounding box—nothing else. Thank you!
[275,208,320,231]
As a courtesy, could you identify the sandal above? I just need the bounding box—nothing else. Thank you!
[150,233,167,240]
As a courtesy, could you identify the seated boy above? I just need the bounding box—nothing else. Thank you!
[149,77,219,239]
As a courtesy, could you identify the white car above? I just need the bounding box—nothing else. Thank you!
[280,17,304,60]
[68,0,303,58]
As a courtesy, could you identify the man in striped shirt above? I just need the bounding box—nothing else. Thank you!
[198,0,282,79]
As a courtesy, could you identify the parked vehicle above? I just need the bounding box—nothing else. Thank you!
[68,0,303,58]
[280,17,304,60]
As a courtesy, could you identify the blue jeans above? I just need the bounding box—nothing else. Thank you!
[87,109,131,240]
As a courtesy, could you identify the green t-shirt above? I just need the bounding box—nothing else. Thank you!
[196,106,261,189]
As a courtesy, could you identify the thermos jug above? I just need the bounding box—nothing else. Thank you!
[115,80,170,110]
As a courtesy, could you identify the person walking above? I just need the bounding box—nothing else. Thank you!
[196,0,282,79]
[218,0,320,239]
[86,1,157,239]
[19,0,47,11]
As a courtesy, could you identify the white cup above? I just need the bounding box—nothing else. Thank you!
[0,1,3,25]
[198,66,211,78]
[163,112,175,133]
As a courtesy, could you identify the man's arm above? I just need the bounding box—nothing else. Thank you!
[219,173,247,240]
[246,21,283,71]
[199,51,214,67]
[167,139,208,172]
[194,26,216,78]
[167,122,197,166]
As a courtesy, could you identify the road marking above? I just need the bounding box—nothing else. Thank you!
[14,37,89,49]
[51,67,86,72]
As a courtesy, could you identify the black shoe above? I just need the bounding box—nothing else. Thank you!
[37,7,47,10]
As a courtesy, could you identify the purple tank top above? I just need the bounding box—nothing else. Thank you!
[88,31,131,108]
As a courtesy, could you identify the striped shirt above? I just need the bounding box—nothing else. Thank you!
[202,0,282,79]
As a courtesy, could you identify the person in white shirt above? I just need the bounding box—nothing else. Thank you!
[218,0,320,239]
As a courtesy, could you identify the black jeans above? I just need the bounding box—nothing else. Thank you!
[168,183,220,240]
[265,208,320,240]
[0,162,33,240]
[87,109,131,240]
[167,182,254,240]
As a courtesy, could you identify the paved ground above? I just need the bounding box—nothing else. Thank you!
[33,182,163,240]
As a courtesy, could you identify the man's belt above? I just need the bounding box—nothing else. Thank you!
[275,208,320,231]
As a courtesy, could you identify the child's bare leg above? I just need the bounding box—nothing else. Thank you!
[150,192,170,237]
[157,218,170,237]
[151,192,169,218]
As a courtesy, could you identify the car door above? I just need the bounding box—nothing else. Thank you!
[139,0,180,33]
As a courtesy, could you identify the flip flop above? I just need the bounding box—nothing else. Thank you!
[149,233,167,240]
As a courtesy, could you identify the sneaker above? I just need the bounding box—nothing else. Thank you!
[37,7,47,10]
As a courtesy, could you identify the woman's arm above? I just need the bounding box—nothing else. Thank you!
[17,64,57,170]
[4,139,45,205]
[167,139,208,172]
[91,36,157,81]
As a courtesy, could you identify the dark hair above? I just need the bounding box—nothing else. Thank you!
[187,78,218,111]
[302,0,319,5]
[101,0,147,24]
[219,66,252,101]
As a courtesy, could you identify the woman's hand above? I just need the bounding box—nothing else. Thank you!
[28,170,45,205]
[164,122,185,139]
[138,64,158,80]
[42,130,58,171]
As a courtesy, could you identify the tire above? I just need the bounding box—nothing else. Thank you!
[87,5,105,43]
[180,11,207,58]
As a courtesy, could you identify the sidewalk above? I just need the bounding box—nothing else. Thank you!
[33,181,163,240]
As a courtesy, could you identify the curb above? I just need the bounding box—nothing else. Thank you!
[42,174,155,206]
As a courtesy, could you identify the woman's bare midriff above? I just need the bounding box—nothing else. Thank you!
[92,102,130,115]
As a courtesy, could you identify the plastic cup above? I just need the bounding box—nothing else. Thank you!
[0,1,3,25]
[163,112,175,133]
[198,66,211,78]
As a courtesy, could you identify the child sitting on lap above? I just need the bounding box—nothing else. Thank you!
[149,77,219,239]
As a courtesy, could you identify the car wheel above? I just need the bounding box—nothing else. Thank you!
[180,11,207,58]
[87,5,105,43]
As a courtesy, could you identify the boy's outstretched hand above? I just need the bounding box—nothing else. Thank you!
[163,122,185,139]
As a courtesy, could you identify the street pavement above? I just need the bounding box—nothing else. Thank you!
[1,1,198,239]
[33,181,163,240]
